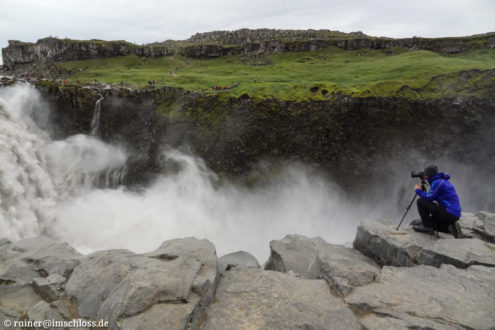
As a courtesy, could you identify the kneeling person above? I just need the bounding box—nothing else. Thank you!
[413,165,463,238]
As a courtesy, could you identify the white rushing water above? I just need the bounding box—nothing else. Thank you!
[0,85,372,262]
[90,94,104,136]
[9,84,493,262]
[0,85,126,240]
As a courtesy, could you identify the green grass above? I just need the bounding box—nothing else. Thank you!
[57,47,495,100]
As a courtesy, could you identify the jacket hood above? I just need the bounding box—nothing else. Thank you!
[428,172,450,184]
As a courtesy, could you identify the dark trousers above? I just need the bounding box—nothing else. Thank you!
[417,198,458,232]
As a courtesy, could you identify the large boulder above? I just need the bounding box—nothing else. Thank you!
[201,268,361,329]
[217,251,260,274]
[265,234,380,296]
[65,238,218,330]
[265,234,327,276]
[345,264,495,329]
[353,220,495,268]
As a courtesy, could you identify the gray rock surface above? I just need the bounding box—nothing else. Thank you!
[0,237,81,317]
[459,211,495,243]
[474,211,495,243]
[308,250,380,296]
[0,282,41,315]
[65,238,217,330]
[266,234,380,296]
[0,306,19,325]
[217,250,260,273]
[65,249,135,318]
[0,236,81,283]
[32,274,67,301]
[353,220,495,268]
[121,303,196,330]
[358,310,465,330]
[201,268,361,330]
[265,234,334,276]
[346,265,495,330]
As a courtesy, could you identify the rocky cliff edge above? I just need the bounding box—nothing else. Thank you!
[1,211,494,329]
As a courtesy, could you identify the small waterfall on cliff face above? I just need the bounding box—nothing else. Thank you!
[90,94,104,136]
[87,94,128,187]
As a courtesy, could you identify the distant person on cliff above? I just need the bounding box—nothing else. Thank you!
[412,165,463,238]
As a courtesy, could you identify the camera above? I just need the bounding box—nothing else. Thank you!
[411,171,424,179]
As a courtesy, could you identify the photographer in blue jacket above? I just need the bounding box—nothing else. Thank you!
[413,165,463,238]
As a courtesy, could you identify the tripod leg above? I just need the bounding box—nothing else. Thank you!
[397,193,417,230]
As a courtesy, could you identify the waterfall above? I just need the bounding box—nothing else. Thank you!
[0,85,127,240]
[0,86,57,239]
[90,94,104,136]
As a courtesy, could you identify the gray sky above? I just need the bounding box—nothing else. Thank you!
[1,0,494,65]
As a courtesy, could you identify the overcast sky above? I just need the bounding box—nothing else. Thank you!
[1,0,494,65]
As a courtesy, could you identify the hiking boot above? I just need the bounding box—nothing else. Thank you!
[409,219,422,226]
[413,224,434,234]
[448,221,463,238]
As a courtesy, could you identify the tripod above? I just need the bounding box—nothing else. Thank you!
[396,180,439,238]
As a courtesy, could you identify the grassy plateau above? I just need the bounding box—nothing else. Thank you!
[57,46,495,100]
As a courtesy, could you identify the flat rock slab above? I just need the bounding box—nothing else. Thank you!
[345,264,495,330]
[201,268,361,330]
[354,220,495,268]
[265,234,380,296]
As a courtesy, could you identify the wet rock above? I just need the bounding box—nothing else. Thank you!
[201,268,361,329]
[346,265,495,330]
[217,251,260,273]
[353,220,495,268]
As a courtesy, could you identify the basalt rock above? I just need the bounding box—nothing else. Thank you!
[353,219,495,268]
[1,38,175,70]
[65,238,218,330]
[265,234,380,296]
[32,75,495,196]
[2,220,495,330]
[201,268,361,329]
[345,264,495,330]
[217,251,260,274]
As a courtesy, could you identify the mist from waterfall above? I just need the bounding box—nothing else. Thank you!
[1,84,493,263]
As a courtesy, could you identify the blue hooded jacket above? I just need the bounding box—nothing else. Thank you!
[415,173,461,218]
